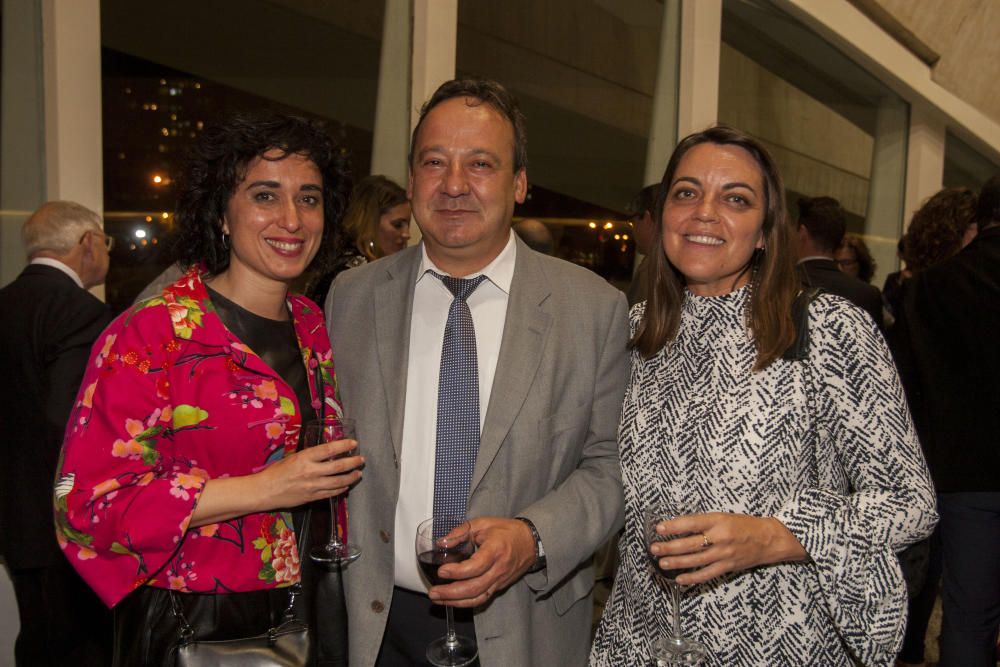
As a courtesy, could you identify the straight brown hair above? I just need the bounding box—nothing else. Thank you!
[632,125,798,372]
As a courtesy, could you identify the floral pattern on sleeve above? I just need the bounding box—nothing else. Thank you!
[54,267,340,607]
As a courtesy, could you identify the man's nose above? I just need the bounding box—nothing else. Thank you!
[442,162,469,196]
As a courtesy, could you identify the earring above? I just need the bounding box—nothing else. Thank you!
[221,232,230,250]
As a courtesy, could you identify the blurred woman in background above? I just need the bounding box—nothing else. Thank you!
[835,233,877,283]
[307,174,410,305]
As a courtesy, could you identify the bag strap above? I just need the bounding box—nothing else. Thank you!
[170,506,312,642]
[782,287,823,361]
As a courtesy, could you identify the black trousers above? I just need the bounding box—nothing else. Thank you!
[897,526,942,664]
[376,586,480,666]
[10,558,112,667]
[938,491,1000,667]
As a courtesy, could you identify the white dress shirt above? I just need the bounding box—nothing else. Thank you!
[30,257,84,288]
[394,233,516,592]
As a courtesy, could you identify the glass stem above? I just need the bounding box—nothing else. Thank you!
[670,581,682,640]
[328,496,343,548]
[444,605,459,650]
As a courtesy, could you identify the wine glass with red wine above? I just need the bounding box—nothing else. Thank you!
[415,515,477,667]
[644,506,708,666]
[304,418,361,566]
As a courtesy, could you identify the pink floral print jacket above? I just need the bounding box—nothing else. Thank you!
[54,267,343,607]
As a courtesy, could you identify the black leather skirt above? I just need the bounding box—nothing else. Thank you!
[112,586,291,665]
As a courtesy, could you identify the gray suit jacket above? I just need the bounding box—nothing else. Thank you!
[325,236,628,666]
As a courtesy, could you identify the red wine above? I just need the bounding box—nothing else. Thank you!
[648,552,688,582]
[418,549,471,586]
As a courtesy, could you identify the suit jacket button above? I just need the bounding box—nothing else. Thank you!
[379,530,391,543]
[371,600,385,613]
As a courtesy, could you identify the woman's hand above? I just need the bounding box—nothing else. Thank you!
[190,437,363,527]
[649,513,807,586]
[256,437,363,510]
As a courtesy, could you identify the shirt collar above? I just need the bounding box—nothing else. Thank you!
[30,257,84,288]
[798,255,834,265]
[416,232,517,295]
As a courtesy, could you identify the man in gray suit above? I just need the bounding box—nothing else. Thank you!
[325,78,628,666]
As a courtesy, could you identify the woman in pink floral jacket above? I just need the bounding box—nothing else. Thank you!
[54,112,361,665]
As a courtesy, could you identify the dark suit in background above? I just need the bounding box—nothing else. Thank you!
[893,223,1000,666]
[0,264,113,666]
[798,258,885,330]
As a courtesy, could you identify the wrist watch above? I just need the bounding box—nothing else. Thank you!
[515,517,547,572]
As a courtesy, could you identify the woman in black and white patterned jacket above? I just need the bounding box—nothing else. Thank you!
[590,126,937,667]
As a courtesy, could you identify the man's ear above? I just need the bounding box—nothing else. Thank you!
[514,169,528,204]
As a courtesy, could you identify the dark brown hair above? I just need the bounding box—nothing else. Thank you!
[797,196,846,253]
[632,125,798,372]
[342,175,408,261]
[838,234,877,283]
[903,187,977,273]
[409,77,527,174]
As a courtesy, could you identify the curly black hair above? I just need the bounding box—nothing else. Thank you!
[172,111,352,276]
[902,187,977,273]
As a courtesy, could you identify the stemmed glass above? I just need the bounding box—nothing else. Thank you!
[303,418,361,565]
[415,515,478,667]
[644,506,708,666]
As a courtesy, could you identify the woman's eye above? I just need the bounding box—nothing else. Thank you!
[672,188,695,200]
[300,195,321,206]
[254,191,276,202]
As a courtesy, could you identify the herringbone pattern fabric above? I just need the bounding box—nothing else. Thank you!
[591,287,936,667]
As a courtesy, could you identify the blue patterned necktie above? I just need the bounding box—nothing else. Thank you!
[430,271,488,528]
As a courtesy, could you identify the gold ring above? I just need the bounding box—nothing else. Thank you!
[701,533,712,549]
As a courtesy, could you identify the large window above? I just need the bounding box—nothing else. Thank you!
[100,0,387,312]
[456,0,678,289]
[720,0,909,285]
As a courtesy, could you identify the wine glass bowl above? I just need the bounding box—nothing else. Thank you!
[415,516,478,667]
[304,418,362,566]
[643,506,708,666]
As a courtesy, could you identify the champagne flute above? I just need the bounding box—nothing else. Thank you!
[644,506,708,666]
[415,515,478,667]
[303,418,361,565]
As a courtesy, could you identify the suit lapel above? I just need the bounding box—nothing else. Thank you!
[471,241,552,495]
[374,249,420,463]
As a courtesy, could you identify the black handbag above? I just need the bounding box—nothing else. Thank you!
[170,584,309,667]
[167,506,315,667]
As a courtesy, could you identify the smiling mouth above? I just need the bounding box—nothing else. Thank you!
[685,234,724,246]
[265,239,304,252]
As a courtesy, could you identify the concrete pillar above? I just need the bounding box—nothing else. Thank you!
[0,0,46,287]
[676,0,721,139]
[406,0,457,244]
[370,0,412,187]
[644,0,682,185]
[864,96,909,284]
[903,104,946,231]
[41,0,103,212]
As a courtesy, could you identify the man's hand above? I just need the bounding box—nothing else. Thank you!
[427,516,538,608]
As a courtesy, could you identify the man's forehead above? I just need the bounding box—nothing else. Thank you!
[415,97,514,145]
